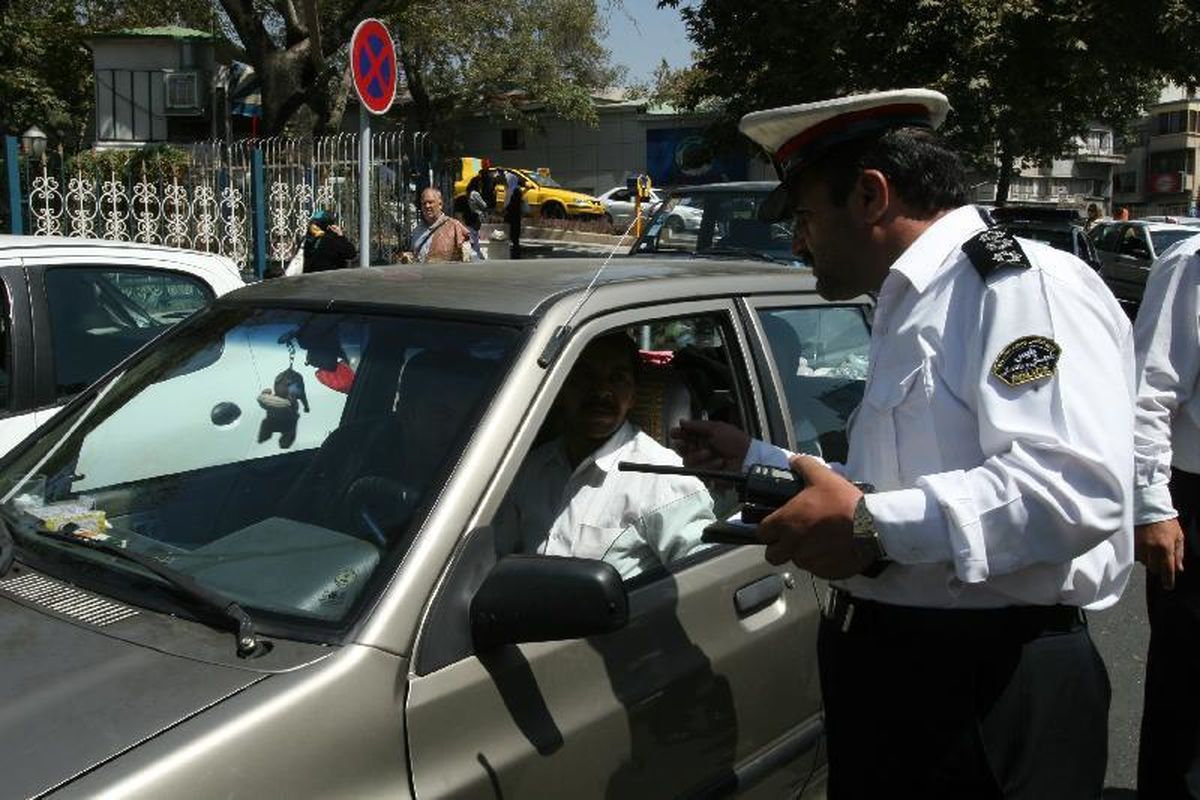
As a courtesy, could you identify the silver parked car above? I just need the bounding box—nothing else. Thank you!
[0,259,873,797]
[1088,220,1200,302]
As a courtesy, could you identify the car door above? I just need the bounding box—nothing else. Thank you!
[404,299,826,798]
[1108,225,1153,301]
[0,264,37,454]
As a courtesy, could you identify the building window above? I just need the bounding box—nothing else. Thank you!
[1114,172,1138,193]
[1157,110,1187,134]
[1191,110,1200,133]
[501,128,525,151]
[1149,150,1190,174]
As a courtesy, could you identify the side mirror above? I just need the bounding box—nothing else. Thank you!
[470,555,628,651]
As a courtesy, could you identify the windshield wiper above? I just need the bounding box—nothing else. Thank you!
[28,522,262,657]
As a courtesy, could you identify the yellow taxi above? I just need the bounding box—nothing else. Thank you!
[453,158,607,220]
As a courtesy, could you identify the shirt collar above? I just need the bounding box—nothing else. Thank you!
[888,205,988,294]
[564,420,638,476]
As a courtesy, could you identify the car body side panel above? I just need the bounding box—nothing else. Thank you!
[405,548,822,799]
[57,645,411,799]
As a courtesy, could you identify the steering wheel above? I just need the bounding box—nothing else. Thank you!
[344,476,420,549]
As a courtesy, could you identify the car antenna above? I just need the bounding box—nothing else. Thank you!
[537,215,642,368]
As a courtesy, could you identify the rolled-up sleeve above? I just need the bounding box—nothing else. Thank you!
[1132,247,1200,524]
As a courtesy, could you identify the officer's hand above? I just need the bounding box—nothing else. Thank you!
[1135,518,1185,590]
[758,455,869,579]
[670,419,749,473]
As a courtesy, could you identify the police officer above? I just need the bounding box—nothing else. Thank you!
[1132,234,1200,799]
[675,89,1134,797]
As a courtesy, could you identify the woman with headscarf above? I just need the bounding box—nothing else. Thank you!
[301,210,357,273]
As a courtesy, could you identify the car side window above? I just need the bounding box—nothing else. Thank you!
[610,188,631,202]
[492,312,751,586]
[1119,228,1150,258]
[1095,224,1121,252]
[45,267,214,399]
[758,305,871,462]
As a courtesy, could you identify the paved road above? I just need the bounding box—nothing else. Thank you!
[1093,565,1149,797]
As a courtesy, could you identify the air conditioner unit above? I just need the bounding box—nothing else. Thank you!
[164,71,202,114]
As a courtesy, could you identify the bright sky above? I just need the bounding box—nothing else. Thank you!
[601,0,694,85]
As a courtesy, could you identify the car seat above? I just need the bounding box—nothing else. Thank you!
[627,361,698,452]
[720,218,773,252]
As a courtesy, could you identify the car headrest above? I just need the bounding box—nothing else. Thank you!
[627,363,695,450]
[400,348,494,416]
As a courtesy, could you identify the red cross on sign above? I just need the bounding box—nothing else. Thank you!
[351,19,397,115]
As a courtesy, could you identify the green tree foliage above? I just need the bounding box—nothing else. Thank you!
[391,0,621,135]
[660,0,1197,202]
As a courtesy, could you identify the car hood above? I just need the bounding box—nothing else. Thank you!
[0,596,262,798]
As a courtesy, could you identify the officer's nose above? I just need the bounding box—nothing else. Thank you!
[792,226,810,260]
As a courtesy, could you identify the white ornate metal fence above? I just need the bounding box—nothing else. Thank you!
[18,131,446,275]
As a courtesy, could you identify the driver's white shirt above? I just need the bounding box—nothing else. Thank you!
[746,205,1135,610]
[496,422,714,579]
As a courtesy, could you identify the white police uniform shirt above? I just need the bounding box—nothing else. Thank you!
[1133,234,1200,524]
[746,204,1135,610]
[497,421,715,579]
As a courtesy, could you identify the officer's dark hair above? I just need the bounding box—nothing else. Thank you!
[802,126,967,217]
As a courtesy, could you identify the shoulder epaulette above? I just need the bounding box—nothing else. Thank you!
[961,227,1032,280]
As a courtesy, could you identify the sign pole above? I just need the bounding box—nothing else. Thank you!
[359,111,370,267]
[349,18,398,268]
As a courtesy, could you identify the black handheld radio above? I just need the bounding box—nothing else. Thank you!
[616,461,806,545]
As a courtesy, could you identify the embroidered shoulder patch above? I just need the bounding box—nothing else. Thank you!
[962,227,1032,279]
[990,336,1061,387]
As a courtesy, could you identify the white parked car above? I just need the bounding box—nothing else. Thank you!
[0,236,245,454]
[596,185,663,230]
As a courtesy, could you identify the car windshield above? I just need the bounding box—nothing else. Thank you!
[632,190,798,263]
[1151,228,1199,255]
[1,306,522,639]
[527,172,562,189]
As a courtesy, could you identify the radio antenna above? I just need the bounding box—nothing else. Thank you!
[537,213,643,367]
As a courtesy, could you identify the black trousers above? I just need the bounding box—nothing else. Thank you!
[506,209,522,259]
[819,593,1110,799]
[1139,468,1200,799]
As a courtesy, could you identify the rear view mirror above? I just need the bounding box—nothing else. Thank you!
[471,555,628,651]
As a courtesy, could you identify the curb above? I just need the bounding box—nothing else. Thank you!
[520,225,630,247]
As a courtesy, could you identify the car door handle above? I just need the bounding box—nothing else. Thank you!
[734,574,784,616]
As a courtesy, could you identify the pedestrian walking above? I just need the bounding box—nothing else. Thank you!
[503,169,525,259]
[674,88,1134,798]
[1133,233,1200,800]
[400,187,475,263]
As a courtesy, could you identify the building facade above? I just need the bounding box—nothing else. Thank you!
[970,124,1124,213]
[1113,85,1200,218]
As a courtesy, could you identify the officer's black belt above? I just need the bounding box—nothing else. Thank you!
[822,586,1086,637]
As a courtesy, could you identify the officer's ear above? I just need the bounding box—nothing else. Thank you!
[855,169,890,226]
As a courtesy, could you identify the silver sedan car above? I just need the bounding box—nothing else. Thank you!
[0,259,873,797]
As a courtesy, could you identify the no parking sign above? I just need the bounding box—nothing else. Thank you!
[351,19,397,115]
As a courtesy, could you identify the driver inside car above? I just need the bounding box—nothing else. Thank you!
[495,332,715,580]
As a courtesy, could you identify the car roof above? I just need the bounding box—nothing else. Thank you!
[665,181,780,194]
[0,235,245,293]
[221,257,820,319]
[1125,221,1198,232]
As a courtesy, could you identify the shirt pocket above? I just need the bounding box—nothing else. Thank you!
[571,524,626,561]
[860,361,937,487]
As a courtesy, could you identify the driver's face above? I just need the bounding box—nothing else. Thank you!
[558,339,637,443]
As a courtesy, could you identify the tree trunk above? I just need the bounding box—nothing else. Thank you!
[994,133,1014,207]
